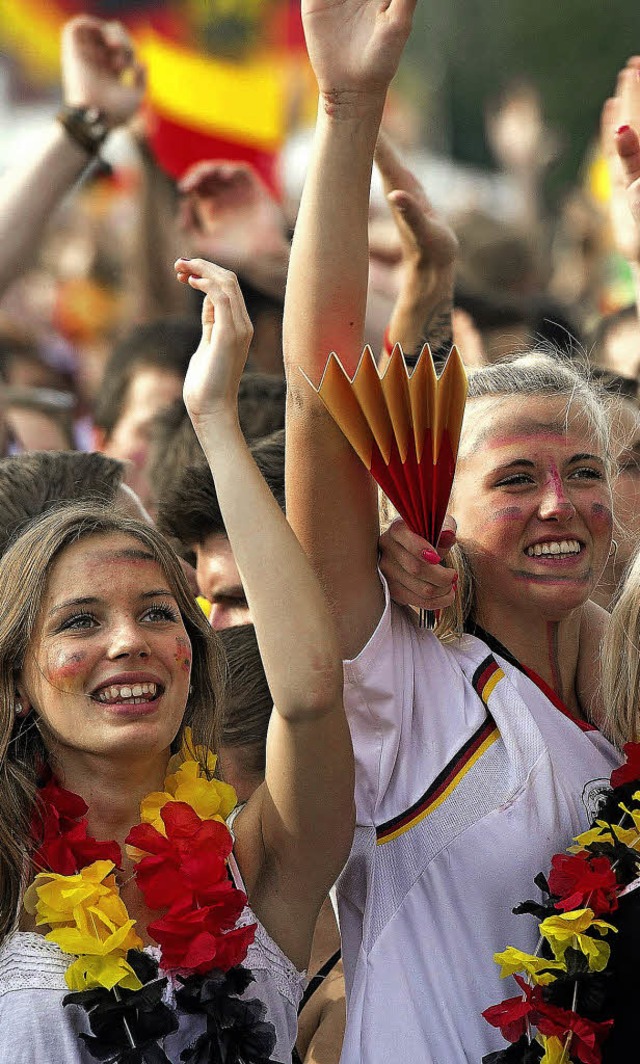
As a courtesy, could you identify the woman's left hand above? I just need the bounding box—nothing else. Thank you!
[175,258,253,427]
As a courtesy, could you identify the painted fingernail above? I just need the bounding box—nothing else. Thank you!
[422,549,441,564]
[617,124,631,134]
[452,574,459,590]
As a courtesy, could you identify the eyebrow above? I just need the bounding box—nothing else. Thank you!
[49,588,174,616]
[490,453,605,475]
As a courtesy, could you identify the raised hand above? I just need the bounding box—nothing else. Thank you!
[61,16,146,128]
[605,59,640,263]
[302,0,417,106]
[177,161,289,276]
[374,130,457,362]
[174,258,253,426]
[375,131,458,277]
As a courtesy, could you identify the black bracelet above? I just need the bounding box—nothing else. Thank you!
[57,105,109,156]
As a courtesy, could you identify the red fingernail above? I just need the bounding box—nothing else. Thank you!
[617,124,631,134]
[452,574,459,589]
[422,549,441,564]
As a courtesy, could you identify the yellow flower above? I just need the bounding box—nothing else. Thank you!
[139,730,236,835]
[24,861,143,992]
[24,861,118,926]
[538,1035,568,1063]
[570,821,614,851]
[65,954,142,992]
[493,946,564,986]
[540,908,616,972]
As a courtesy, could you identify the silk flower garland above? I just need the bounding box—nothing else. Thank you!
[25,730,279,1063]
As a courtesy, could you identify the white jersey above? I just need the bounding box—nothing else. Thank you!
[338,580,620,1064]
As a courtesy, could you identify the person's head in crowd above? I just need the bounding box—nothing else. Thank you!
[589,304,640,382]
[0,450,150,559]
[1,388,75,454]
[0,332,76,396]
[434,352,614,639]
[147,372,286,508]
[0,503,225,937]
[92,318,200,507]
[217,624,272,801]
[156,429,285,629]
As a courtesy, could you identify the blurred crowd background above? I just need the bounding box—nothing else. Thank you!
[1,0,640,517]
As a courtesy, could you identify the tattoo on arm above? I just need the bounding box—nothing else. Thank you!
[406,296,453,369]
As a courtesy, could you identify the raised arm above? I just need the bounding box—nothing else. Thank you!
[176,257,353,972]
[0,16,145,299]
[284,0,416,659]
[374,130,458,369]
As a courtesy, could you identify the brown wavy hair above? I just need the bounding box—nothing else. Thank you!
[0,504,226,946]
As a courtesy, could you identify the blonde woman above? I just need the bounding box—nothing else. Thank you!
[284,0,621,1060]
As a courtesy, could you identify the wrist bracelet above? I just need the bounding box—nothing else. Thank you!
[57,105,109,156]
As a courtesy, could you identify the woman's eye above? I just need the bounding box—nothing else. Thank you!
[59,613,97,632]
[495,473,534,487]
[569,467,603,481]
[143,604,180,624]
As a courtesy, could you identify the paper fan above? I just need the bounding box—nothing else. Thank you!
[304,342,468,625]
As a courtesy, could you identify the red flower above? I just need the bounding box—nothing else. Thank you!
[482,976,536,1043]
[548,852,618,915]
[127,802,233,910]
[610,742,640,788]
[31,778,121,874]
[535,998,613,1064]
[149,897,254,973]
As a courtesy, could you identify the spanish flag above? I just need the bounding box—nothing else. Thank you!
[0,0,302,195]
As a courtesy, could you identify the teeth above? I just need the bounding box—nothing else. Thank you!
[525,539,581,558]
[96,682,158,704]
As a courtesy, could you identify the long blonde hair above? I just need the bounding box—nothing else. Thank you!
[601,548,640,749]
[0,504,226,946]
[436,352,613,640]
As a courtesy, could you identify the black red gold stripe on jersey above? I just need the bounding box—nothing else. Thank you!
[375,655,504,846]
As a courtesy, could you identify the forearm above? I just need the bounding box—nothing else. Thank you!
[0,124,89,297]
[386,267,455,367]
[284,100,384,383]
[196,412,343,720]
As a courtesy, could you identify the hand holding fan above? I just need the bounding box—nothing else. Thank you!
[303,343,468,627]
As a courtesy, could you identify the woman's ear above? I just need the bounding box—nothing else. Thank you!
[13,680,32,719]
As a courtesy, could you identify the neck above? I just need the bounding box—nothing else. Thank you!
[49,749,171,848]
[474,601,583,715]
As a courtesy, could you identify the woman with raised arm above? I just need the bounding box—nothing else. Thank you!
[0,263,353,1063]
[284,2,620,1061]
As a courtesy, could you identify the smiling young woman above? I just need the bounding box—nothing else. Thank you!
[0,260,354,1063]
[282,1,621,1060]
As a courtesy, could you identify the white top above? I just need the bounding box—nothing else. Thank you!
[337,579,621,1064]
[0,852,305,1063]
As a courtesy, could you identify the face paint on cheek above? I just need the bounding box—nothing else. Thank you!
[45,650,88,692]
[174,636,192,675]
[492,506,524,522]
[591,502,614,531]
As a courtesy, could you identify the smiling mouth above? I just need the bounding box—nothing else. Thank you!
[93,682,163,706]
[524,539,583,558]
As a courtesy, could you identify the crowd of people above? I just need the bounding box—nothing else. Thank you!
[1,1,640,1062]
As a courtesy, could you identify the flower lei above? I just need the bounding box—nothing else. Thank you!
[482,742,640,1064]
[26,730,279,1064]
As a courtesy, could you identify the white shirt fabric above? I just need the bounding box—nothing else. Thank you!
[0,855,304,1063]
[337,579,621,1064]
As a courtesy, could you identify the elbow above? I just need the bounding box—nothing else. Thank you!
[284,657,345,723]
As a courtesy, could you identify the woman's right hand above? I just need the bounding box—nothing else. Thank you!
[302,0,417,107]
[379,516,458,610]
